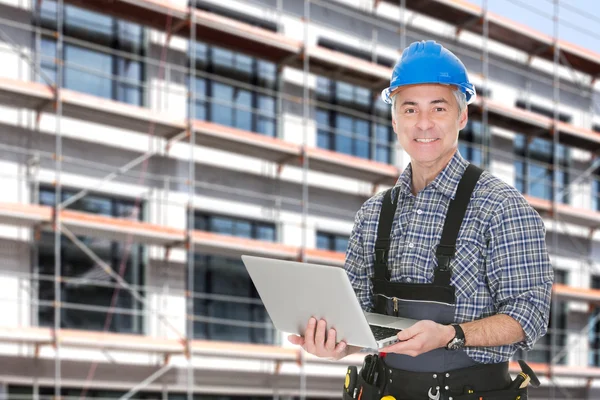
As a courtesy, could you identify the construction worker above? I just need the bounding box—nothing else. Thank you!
[288,40,553,399]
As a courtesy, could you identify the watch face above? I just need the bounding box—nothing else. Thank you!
[448,338,465,350]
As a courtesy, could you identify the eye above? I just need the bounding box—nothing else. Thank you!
[434,107,446,112]
[404,108,416,114]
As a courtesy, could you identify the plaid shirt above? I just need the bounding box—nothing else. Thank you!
[344,150,554,363]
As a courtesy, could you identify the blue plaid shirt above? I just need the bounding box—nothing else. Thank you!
[344,150,553,363]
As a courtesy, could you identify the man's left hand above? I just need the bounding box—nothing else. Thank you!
[379,320,455,356]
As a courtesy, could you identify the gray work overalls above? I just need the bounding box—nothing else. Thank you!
[345,164,533,400]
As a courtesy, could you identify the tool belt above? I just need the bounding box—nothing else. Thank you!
[343,356,539,400]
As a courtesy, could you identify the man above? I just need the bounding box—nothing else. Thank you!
[288,40,553,399]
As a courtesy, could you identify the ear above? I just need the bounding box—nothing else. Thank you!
[458,108,468,131]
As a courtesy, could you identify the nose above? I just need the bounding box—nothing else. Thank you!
[416,112,434,131]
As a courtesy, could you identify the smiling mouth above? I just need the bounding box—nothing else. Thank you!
[414,138,439,143]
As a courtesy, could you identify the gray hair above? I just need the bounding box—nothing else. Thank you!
[390,88,467,118]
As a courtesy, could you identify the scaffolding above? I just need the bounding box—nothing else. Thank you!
[0,0,598,398]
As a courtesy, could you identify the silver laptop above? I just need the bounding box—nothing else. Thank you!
[241,255,418,350]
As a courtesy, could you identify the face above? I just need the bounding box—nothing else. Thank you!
[391,84,468,169]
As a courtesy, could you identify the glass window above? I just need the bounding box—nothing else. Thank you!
[116,58,142,106]
[335,114,354,156]
[64,45,112,99]
[211,82,234,127]
[316,76,394,164]
[514,134,570,203]
[37,187,144,334]
[459,120,483,167]
[590,276,600,366]
[65,6,112,38]
[316,231,349,253]
[190,42,277,137]
[191,77,207,121]
[193,214,275,343]
[257,95,275,137]
[39,38,57,84]
[234,89,252,132]
[38,1,145,106]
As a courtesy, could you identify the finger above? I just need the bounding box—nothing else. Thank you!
[288,334,305,346]
[397,325,419,341]
[381,337,424,356]
[334,340,347,355]
[314,319,328,351]
[325,328,336,352]
[304,317,317,353]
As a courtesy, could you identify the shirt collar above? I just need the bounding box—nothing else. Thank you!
[390,150,469,202]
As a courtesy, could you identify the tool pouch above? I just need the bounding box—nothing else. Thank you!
[343,356,388,400]
[342,374,382,400]
[450,387,527,400]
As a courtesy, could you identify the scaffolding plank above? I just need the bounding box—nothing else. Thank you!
[0,203,50,227]
[0,79,186,137]
[193,120,301,164]
[1,328,600,379]
[0,77,53,110]
[61,209,185,246]
[305,147,400,184]
[300,46,391,87]
[191,230,298,260]
[304,248,345,267]
[63,0,300,63]
[0,326,52,344]
[60,89,186,137]
[58,329,183,353]
[554,283,600,304]
[524,196,600,229]
[382,0,600,76]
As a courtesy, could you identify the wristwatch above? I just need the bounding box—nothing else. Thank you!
[446,323,466,350]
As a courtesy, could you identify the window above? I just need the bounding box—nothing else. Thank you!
[516,100,571,123]
[36,188,144,334]
[514,270,567,364]
[514,135,570,203]
[193,1,278,31]
[316,231,349,253]
[458,120,483,166]
[190,43,277,137]
[9,385,159,400]
[317,38,395,68]
[316,77,395,164]
[193,213,275,343]
[37,1,144,106]
[473,84,491,98]
[590,276,600,366]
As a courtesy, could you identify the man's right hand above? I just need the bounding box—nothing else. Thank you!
[287,317,348,360]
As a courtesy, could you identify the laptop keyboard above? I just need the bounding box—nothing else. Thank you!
[369,325,401,341]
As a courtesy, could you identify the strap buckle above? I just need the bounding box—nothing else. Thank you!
[436,244,455,272]
[375,248,387,265]
[437,255,451,271]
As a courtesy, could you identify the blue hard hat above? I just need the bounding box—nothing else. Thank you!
[381,40,476,105]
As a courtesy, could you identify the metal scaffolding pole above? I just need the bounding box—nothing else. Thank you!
[550,1,560,398]
[186,4,197,400]
[481,0,490,170]
[53,1,64,399]
[300,0,311,398]
[399,0,406,51]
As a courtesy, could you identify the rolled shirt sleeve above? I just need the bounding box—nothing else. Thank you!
[343,204,374,312]
[486,195,554,350]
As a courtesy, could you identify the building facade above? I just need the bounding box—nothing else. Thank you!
[0,0,599,399]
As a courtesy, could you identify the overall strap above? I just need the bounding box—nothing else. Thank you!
[434,164,484,286]
[374,188,398,280]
